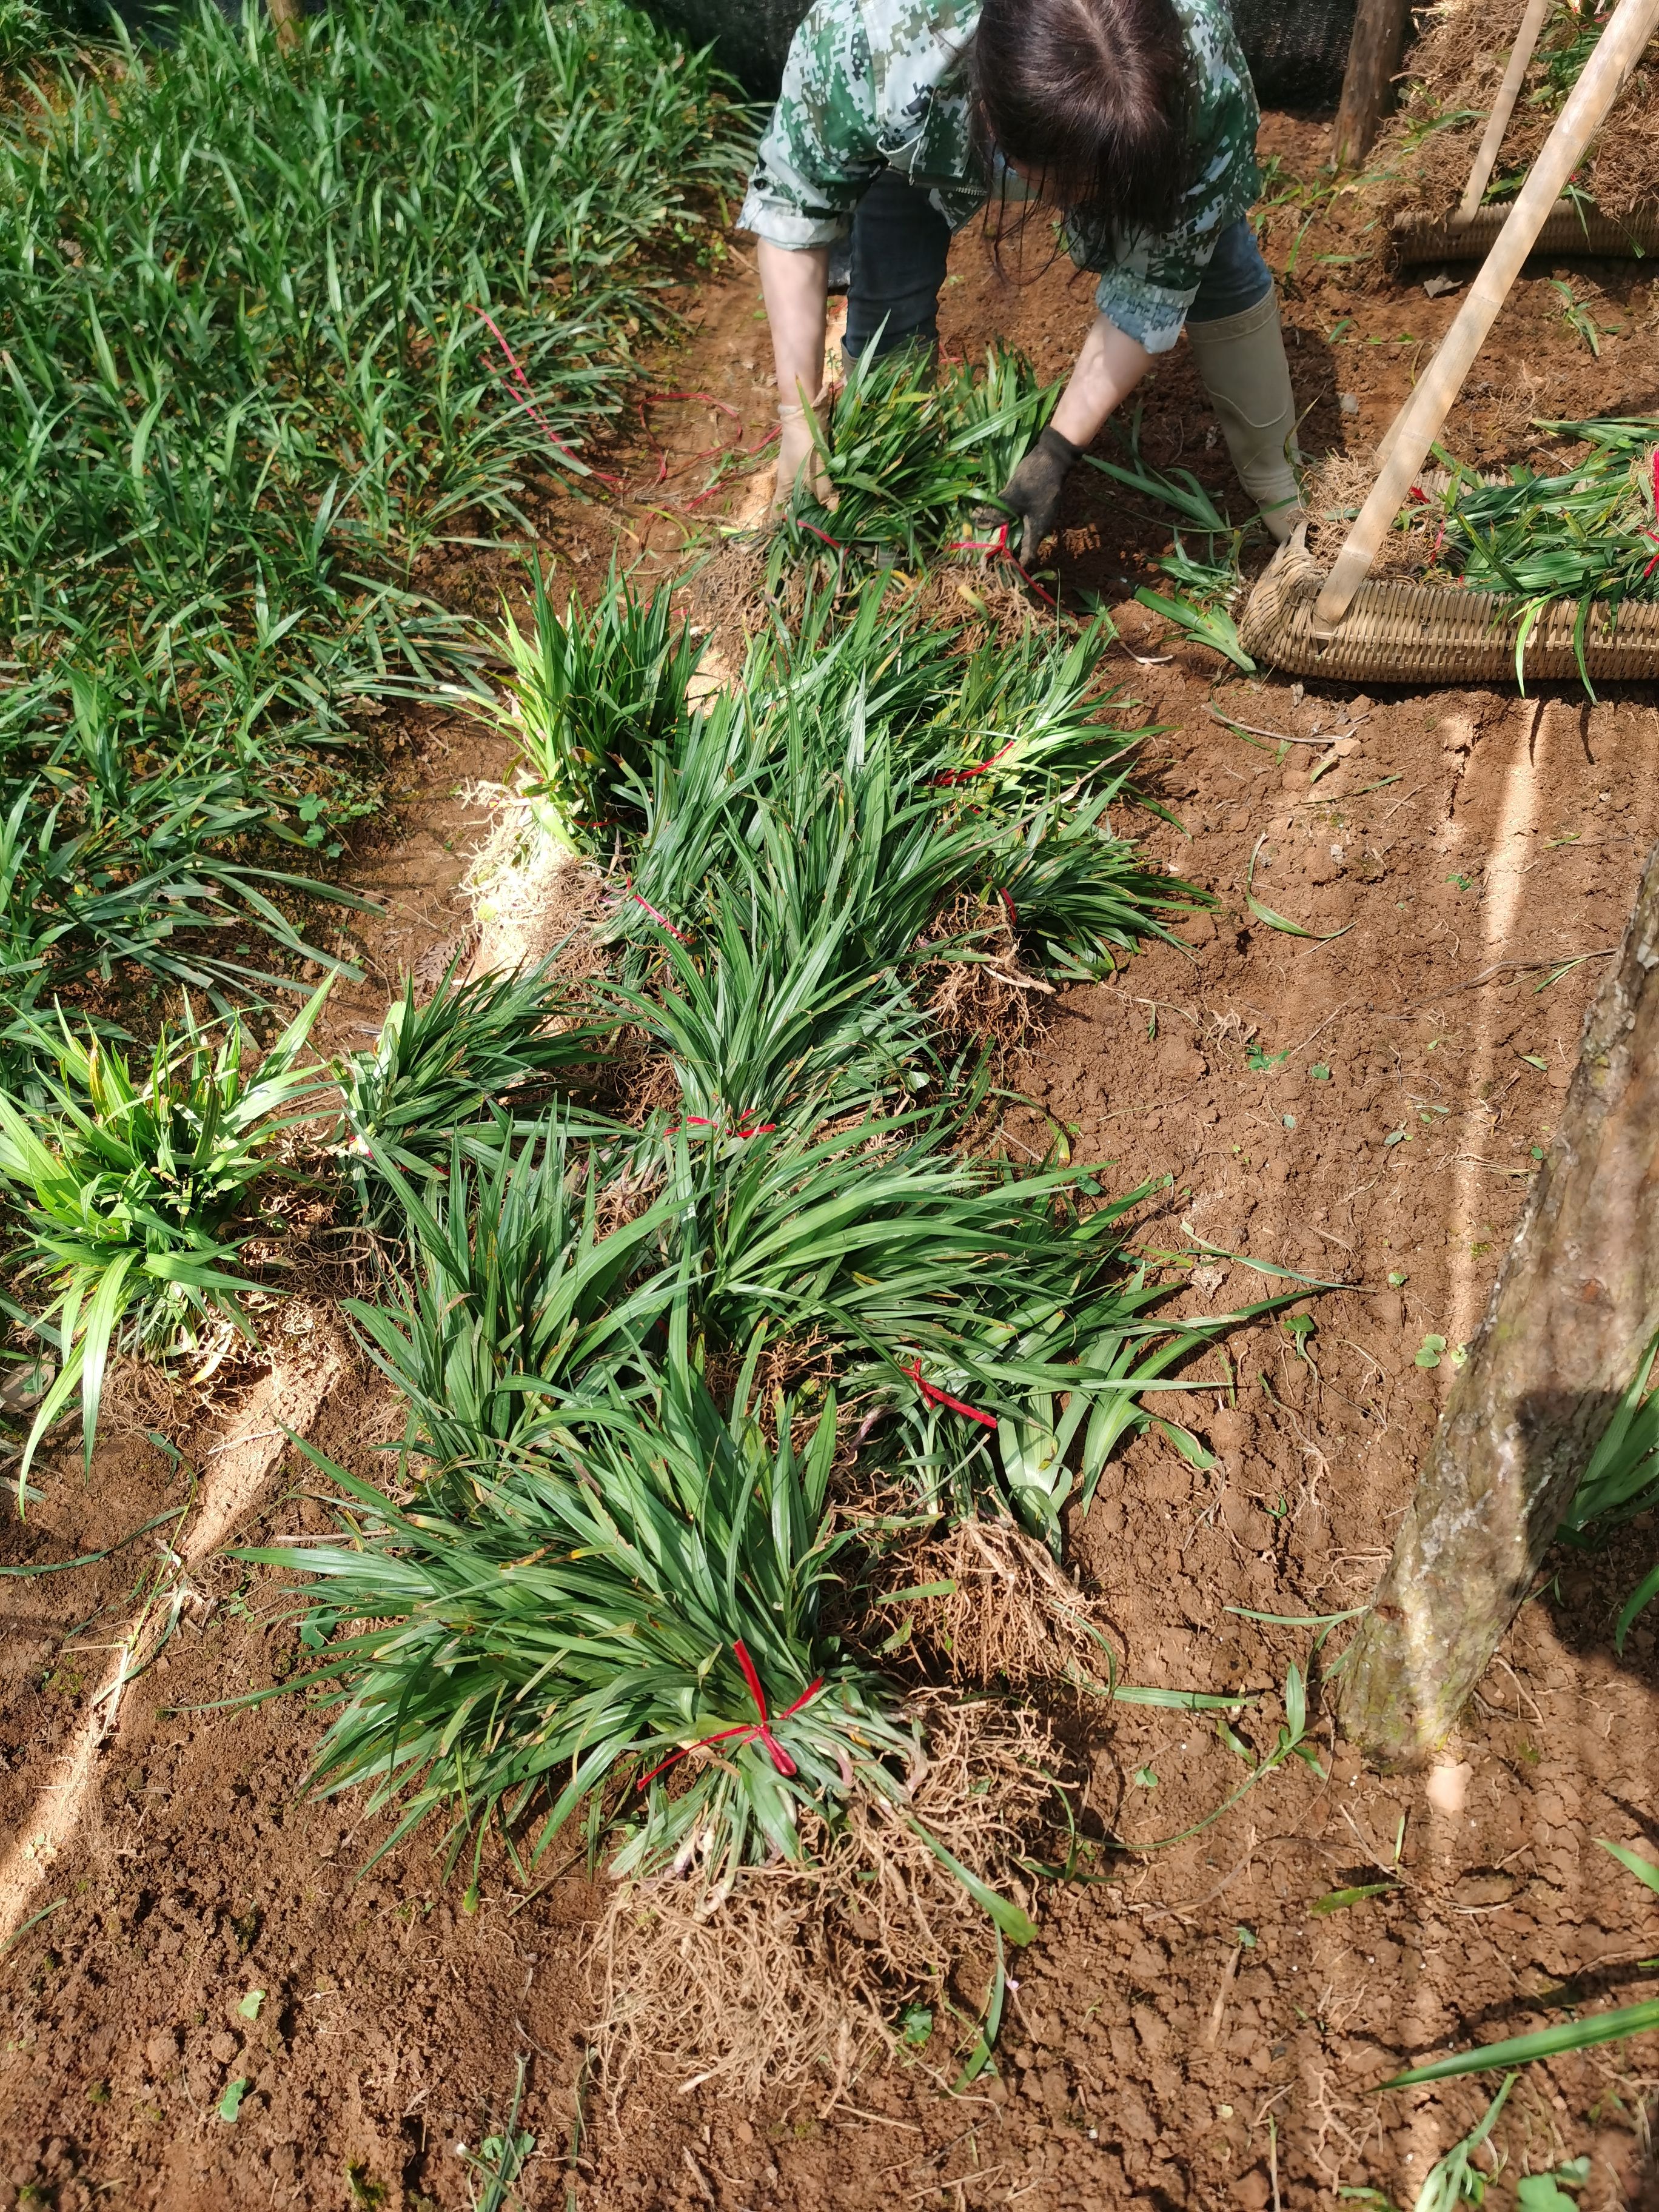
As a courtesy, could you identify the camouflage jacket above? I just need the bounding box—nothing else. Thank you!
[737,0,1260,352]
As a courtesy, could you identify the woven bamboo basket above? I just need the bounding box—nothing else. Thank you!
[1238,526,1659,683]
[1395,199,1659,264]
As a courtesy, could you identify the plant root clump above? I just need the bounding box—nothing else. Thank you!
[923,891,1053,1061]
[458,778,611,980]
[885,1515,1121,1690]
[590,1692,1059,2108]
[1300,452,1446,578]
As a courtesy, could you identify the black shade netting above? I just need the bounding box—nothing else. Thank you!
[646,0,1356,108]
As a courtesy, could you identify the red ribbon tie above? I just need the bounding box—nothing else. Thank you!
[638,1641,824,1787]
[908,1358,997,1429]
[946,517,1059,609]
[475,309,622,491]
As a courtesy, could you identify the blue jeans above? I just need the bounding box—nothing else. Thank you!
[842,178,1272,357]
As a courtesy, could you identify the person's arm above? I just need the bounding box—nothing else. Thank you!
[996,317,1153,563]
[1050,315,1155,449]
[735,1,882,515]
[758,238,832,508]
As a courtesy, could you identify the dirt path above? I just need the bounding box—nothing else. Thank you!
[4,115,1659,2212]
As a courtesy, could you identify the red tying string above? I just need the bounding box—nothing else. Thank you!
[636,389,748,494]
[638,1641,824,1786]
[997,886,1018,928]
[908,1358,997,1429]
[626,880,691,943]
[1643,448,1659,580]
[474,309,622,491]
[665,1111,778,1139]
[933,736,1017,787]
[683,424,779,506]
[643,389,745,429]
[799,520,846,555]
[946,518,1059,610]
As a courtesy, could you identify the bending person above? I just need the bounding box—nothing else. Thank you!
[740,0,1302,552]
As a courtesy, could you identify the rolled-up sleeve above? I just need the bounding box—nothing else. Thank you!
[737,2,883,249]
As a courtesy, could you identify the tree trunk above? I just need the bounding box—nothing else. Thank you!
[1331,0,1414,169]
[1338,842,1659,1767]
[267,0,302,51]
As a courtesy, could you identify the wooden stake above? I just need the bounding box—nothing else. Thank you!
[267,0,301,51]
[1458,0,1552,221]
[1332,0,1414,170]
[1314,0,1659,634]
[1338,840,1659,1768]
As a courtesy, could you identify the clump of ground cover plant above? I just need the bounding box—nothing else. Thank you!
[201,570,1288,2092]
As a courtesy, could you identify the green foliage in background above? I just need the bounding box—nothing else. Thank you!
[0,0,745,1007]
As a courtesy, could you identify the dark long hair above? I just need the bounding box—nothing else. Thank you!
[968,0,1195,236]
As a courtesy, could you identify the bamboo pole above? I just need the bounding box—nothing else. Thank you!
[1313,0,1659,635]
[1332,0,1415,169]
[1338,843,1659,1766]
[1458,0,1552,221]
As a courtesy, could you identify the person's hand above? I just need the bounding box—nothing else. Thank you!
[993,424,1081,563]
[770,395,830,519]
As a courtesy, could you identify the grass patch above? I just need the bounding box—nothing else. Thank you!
[0,0,746,1010]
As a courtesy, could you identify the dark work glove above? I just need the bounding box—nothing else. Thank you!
[994,425,1081,564]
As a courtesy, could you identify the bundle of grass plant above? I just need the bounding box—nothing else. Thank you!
[1309,418,1659,684]
[487,563,700,856]
[0,982,329,1489]
[343,1122,680,1490]
[247,1338,930,1894]
[767,343,1059,574]
[1369,0,1659,234]
[337,956,615,1216]
[0,0,745,999]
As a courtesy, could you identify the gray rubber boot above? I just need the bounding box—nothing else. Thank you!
[1185,290,1302,543]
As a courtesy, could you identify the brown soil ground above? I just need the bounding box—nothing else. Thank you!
[6,112,1659,2212]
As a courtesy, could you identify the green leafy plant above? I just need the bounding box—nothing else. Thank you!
[1419,420,1659,692]
[0,0,745,1007]
[771,343,1059,570]
[489,562,699,854]
[1547,278,1607,358]
[1559,1327,1659,1646]
[460,2057,535,2212]
[244,1340,924,1896]
[0,984,329,1489]
[337,959,614,1213]
[342,1124,678,1492]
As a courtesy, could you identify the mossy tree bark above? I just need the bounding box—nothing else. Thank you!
[1338,842,1659,1767]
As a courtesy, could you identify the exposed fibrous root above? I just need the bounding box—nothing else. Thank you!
[1370,0,1659,232]
[924,892,1050,1062]
[458,777,610,981]
[590,1693,1058,2108]
[884,1516,1121,1692]
[1301,453,1443,581]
